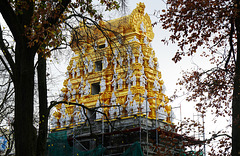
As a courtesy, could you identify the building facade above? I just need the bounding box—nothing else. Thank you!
[49,3,199,156]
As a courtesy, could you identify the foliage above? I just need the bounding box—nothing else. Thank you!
[157,0,240,155]
[0,0,122,155]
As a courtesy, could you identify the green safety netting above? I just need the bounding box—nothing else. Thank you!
[47,131,145,156]
[47,131,202,156]
[121,142,144,156]
[47,131,105,156]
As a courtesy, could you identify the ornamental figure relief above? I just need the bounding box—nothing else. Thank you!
[88,60,93,72]
[84,80,90,95]
[102,56,108,69]
[149,57,154,68]
[100,77,106,92]
[153,79,160,91]
[118,78,123,89]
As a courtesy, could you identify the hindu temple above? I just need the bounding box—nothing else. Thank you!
[48,3,200,156]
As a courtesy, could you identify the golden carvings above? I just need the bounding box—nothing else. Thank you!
[52,3,175,129]
[129,2,154,40]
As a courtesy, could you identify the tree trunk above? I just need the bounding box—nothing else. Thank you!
[14,44,36,156]
[232,1,240,155]
[36,53,48,156]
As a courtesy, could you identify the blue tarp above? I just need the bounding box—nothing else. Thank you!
[0,136,7,152]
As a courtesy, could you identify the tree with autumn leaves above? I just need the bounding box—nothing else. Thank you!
[158,0,240,155]
[0,0,123,156]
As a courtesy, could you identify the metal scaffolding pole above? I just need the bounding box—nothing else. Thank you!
[102,116,104,156]
[139,93,142,145]
[155,95,158,149]
[146,96,148,156]
[140,94,156,156]
[202,113,206,156]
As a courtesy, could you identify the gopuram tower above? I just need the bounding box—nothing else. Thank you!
[51,2,175,130]
[48,4,201,156]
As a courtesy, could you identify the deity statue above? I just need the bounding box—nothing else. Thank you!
[109,107,115,119]
[113,58,117,69]
[88,60,93,72]
[72,70,75,78]
[111,70,118,91]
[158,107,167,120]
[100,77,106,92]
[78,77,84,97]
[102,56,108,69]
[148,57,154,68]
[65,114,71,125]
[84,80,90,95]
[61,104,66,114]
[83,57,88,74]
[59,115,66,127]
[119,57,123,66]
[84,67,87,74]
[153,79,160,91]
[132,54,135,64]
[96,100,104,119]
[72,89,76,99]
[141,99,150,115]
[126,88,134,106]
[132,75,136,86]
[114,49,118,57]
[132,100,138,114]
[66,91,71,101]
[112,79,117,91]
[126,103,132,115]
[76,67,80,77]
[118,78,123,89]
[141,66,145,75]
[116,103,122,116]
[126,67,133,88]
[140,75,147,87]
[72,60,77,68]
[73,113,80,124]
[96,107,103,119]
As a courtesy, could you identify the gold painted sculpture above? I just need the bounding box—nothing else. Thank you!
[52,3,175,129]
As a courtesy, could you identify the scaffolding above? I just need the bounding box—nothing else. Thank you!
[48,111,202,156]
